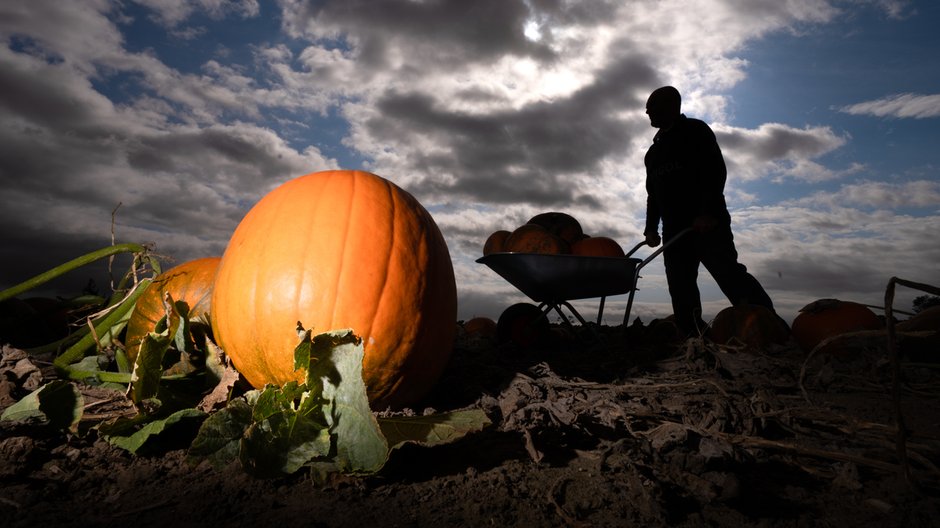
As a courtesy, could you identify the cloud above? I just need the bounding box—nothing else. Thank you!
[838,93,940,119]
[714,123,857,182]
[1,0,932,327]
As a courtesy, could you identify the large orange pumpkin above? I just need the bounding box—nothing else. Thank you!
[211,170,457,410]
[125,257,220,362]
[708,304,790,350]
[790,299,882,355]
[571,236,625,258]
[504,224,569,254]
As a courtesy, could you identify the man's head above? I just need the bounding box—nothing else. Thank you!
[646,86,681,129]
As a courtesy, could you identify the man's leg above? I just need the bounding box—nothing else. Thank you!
[699,227,774,310]
[663,235,706,335]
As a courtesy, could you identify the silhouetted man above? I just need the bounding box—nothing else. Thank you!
[643,86,775,335]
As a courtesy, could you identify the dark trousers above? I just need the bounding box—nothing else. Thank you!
[663,226,774,335]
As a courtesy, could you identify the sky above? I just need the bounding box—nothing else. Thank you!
[1,0,939,328]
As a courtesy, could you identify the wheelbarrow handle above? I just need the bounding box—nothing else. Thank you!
[635,227,694,271]
[622,227,694,326]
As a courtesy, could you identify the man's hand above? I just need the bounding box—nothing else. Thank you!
[645,232,661,247]
[692,215,717,233]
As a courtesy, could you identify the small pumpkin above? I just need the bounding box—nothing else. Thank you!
[571,236,625,258]
[709,304,790,350]
[527,212,583,244]
[125,257,220,362]
[211,170,457,410]
[462,316,497,338]
[504,224,570,254]
[496,302,550,348]
[482,230,511,256]
[790,298,882,356]
[896,305,940,362]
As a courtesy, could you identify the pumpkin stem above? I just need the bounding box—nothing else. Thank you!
[0,242,151,303]
[52,278,153,370]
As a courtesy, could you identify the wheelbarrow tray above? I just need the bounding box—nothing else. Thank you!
[476,253,641,303]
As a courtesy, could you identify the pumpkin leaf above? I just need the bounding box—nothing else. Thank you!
[104,408,205,455]
[128,325,175,406]
[187,398,253,468]
[378,409,492,450]
[239,383,332,477]
[317,330,388,473]
[0,380,84,432]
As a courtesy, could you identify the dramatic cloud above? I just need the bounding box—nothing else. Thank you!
[1,0,935,325]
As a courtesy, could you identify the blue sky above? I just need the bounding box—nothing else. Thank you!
[1,0,938,327]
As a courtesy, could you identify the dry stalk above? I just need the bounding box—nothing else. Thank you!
[884,277,940,492]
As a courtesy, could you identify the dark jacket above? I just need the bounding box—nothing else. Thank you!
[644,114,730,238]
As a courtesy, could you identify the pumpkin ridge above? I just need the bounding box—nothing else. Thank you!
[329,170,358,332]
[367,175,397,351]
[255,181,294,384]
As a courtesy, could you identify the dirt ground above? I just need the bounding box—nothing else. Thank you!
[2,322,939,528]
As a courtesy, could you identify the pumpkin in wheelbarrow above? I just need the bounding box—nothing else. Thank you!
[527,212,584,245]
[211,170,457,410]
[504,224,569,255]
[571,236,625,258]
[483,230,511,255]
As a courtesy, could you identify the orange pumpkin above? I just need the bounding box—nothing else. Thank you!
[496,302,550,347]
[504,224,569,254]
[211,170,457,410]
[896,305,940,361]
[709,304,790,350]
[527,212,583,244]
[125,257,220,362]
[790,299,882,355]
[571,236,625,258]
[463,316,497,338]
[482,230,511,255]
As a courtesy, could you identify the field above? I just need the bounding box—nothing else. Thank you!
[1,321,939,528]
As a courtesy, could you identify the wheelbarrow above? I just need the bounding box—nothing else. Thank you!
[476,228,692,328]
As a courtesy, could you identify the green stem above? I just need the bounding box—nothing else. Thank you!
[62,369,133,384]
[53,278,153,370]
[0,243,147,304]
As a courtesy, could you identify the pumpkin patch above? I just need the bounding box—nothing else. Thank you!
[210,170,457,410]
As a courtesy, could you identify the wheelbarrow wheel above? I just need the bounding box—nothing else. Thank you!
[497,302,550,348]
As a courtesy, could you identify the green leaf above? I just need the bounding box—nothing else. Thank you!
[188,398,253,468]
[105,408,205,454]
[128,298,180,405]
[378,409,492,450]
[0,380,84,431]
[318,331,388,473]
[239,384,331,477]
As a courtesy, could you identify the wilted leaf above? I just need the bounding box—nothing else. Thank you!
[318,331,388,473]
[378,409,492,450]
[0,380,84,431]
[239,384,332,477]
[188,398,253,468]
[128,299,180,405]
[105,408,205,454]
